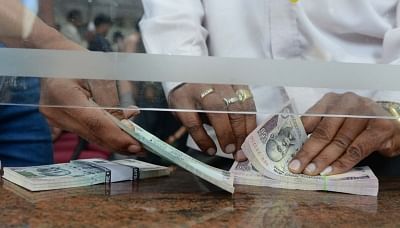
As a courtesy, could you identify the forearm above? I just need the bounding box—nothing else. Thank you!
[27,19,83,50]
[0,0,82,51]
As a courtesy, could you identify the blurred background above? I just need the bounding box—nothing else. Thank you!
[40,0,188,165]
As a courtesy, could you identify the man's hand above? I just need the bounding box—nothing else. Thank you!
[168,84,256,161]
[40,78,142,154]
[289,92,400,176]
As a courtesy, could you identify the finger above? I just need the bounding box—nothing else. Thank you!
[200,89,237,154]
[176,110,217,155]
[40,79,141,153]
[87,80,125,120]
[76,107,142,153]
[328,120,391,175]
[232,85,257,135]
[306,118,368,175]
[214,85,246,155]
[234,149,247,162]
[44,106,142,154]
[169,85,217,155]
[301,93,338,133]
[123,105,140,119]
[289,117,345,174]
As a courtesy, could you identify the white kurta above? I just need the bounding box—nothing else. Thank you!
[140,0,400,156]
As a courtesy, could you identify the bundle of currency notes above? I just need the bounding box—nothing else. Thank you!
[2,158,171,191]
[236,101,379,196]
[114,118,235,193]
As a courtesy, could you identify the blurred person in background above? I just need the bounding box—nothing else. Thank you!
[112,31,125,52]
[88,14,113,52]
[60,9,85,46]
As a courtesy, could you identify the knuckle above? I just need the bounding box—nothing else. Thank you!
[228,103,243,112]
[186,123,203,134]
[343,91,357,98]
[229,114,244,124]
[322,92,338,101]
[332,133,352,150]
[312,127,334,143]
[361,100,376,114]
[213,101,228,111]
[346,146,364,162]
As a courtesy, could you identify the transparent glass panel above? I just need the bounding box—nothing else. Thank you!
[0,49,399,120]
[1,0,400,172]
[1,0,400,119]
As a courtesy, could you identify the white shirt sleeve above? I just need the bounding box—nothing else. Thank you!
[373,0,400,102]
[140,0,209,95]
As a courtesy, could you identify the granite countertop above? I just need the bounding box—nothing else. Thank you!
[1,168,400,227]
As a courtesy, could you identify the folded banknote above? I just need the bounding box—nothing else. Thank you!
[239,101,378,196]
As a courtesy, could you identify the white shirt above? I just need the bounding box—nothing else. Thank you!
[61,22,84,47]
[140,0,400,156]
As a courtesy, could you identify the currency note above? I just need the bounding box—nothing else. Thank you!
[113,118,234,193]
[242,101,307,180]
[239,100,379,195]
[230,161,379,196]
[3,163,108,191]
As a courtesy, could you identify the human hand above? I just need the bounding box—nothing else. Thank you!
[288,92,400,176]
[40,78,142,154]
[168,84,256,161]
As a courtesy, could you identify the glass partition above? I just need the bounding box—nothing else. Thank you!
[2,0,400,173]
[0,49,399,119]
[1,0,400,119]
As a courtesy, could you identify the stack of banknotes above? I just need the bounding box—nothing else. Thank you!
[113,106,378,196]
[115,118,235,193]
[231,101,379,196]
[2,158,171,191]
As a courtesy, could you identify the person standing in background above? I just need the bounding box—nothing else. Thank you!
[88,14,113,52]
[60,9,84,46]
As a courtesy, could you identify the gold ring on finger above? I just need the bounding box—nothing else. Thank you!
[200,88,215,99]
[224,96,240,107]
[236,89,253,102]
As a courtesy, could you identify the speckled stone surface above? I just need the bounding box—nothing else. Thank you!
[1,169,400,227]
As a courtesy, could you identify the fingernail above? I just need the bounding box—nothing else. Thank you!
[320,166,332,176]
[235,150,247,161]
[121,119,134,129]
[128,145,141,153]
[289,159,301,172]
[207,148,217,155]
[305,163,316,174]
[225,144,236,154]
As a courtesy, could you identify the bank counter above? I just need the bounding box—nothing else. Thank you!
[0,168,399,227]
